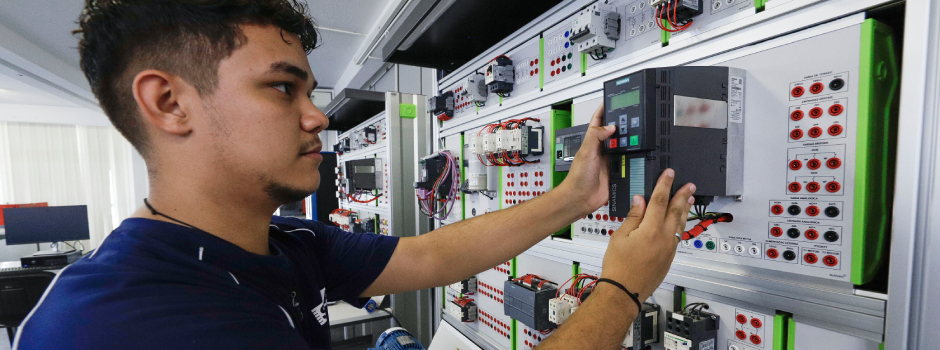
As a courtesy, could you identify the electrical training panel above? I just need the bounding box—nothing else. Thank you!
[430,1,896,349]
[332,92,426,238]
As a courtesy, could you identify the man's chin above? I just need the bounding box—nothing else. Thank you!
[264,181,317,204]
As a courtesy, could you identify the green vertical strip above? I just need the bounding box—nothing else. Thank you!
[572,262,580,277]
[879,343,885,350]
[511,319,518,350]
[680,290,686,309]
[580,53,587,76]
[550,110,573,237]
[755,0,767,12]
[852,19,899,284]
[539,38,545,90]
[499,95,503,106]
[499,166,504,210]
[511,256,518,348]
[661,19,671,45]
[773,313,789,350]
[787,317,796,350]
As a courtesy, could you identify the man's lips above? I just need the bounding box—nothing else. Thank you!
[301,146,322,159]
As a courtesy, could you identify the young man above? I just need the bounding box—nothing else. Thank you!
[14,1,696,349]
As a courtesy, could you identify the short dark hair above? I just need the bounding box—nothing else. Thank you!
[75,0,319,157]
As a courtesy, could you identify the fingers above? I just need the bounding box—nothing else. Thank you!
[575,125,615,159]
[589,103,605,127]
[662,183,696,240]
[617,195,646,234]
[640,169,676,230]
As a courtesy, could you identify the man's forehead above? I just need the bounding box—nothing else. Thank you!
[236,24,314,76]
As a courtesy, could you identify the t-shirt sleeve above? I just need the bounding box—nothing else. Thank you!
[289,218,400,307]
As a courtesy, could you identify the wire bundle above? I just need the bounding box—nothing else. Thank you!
[513,274,556,290]
[681,302,711,316]
[342,189,381,203]
[683,208,733,240]
[416,151,460,221]
[554,273,599,305]
[476,118,541,167]
[655,0,695,32]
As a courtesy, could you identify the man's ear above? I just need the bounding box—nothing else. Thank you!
[132,69,192,136]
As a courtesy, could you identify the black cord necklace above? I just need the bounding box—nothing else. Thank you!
[144,198,209,234]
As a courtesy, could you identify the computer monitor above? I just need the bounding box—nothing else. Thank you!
[3,205,90,246]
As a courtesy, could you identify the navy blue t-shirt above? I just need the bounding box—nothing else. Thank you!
[14,216,399,349]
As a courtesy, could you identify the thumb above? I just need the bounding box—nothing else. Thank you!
[592,125,616,142]
[578,125,616,157]
[615,195,646,236]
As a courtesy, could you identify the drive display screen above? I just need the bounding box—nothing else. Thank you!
[610,90,640,110]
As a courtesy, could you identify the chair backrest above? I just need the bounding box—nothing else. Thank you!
[0,272,56,326]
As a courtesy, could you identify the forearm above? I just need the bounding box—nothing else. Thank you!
[421,184,588,285]
[536,283,637,350]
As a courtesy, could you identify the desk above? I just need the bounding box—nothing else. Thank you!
[328,297,397,350]
[0,261,63,273]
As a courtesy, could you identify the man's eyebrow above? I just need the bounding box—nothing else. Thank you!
[267,61,309,82]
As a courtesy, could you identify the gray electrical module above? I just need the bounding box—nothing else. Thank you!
[503,278,558,331]
[603,66,745,217]
[554,124,589,172]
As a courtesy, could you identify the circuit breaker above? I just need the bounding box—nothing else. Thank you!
[603,66,746,217]
[485,57,515,96]
[460,73,487,106]
[431,91,455,121]
[570,3,621,58]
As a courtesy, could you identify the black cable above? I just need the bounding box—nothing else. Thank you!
[144,198,206,232]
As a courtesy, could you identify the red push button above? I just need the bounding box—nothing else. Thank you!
[609,139,617,148]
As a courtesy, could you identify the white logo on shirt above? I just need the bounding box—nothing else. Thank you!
[312,288,328,325]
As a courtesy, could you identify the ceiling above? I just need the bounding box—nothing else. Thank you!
[0,0,388,92]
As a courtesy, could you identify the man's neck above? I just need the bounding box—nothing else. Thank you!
[132,181,276,256]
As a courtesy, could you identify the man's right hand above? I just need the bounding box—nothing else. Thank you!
[599,168,696,302]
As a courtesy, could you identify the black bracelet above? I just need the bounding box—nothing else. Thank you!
[596,278,642,312]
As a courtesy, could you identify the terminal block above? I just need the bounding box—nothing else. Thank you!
[431,91,455,121]
[448,276,478,294]
[664,308,719,350]
[484,57,515,96]
[447,297,478,323]
[503,276,558,331]
[460,73,487,106]
[570,3,621,59]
